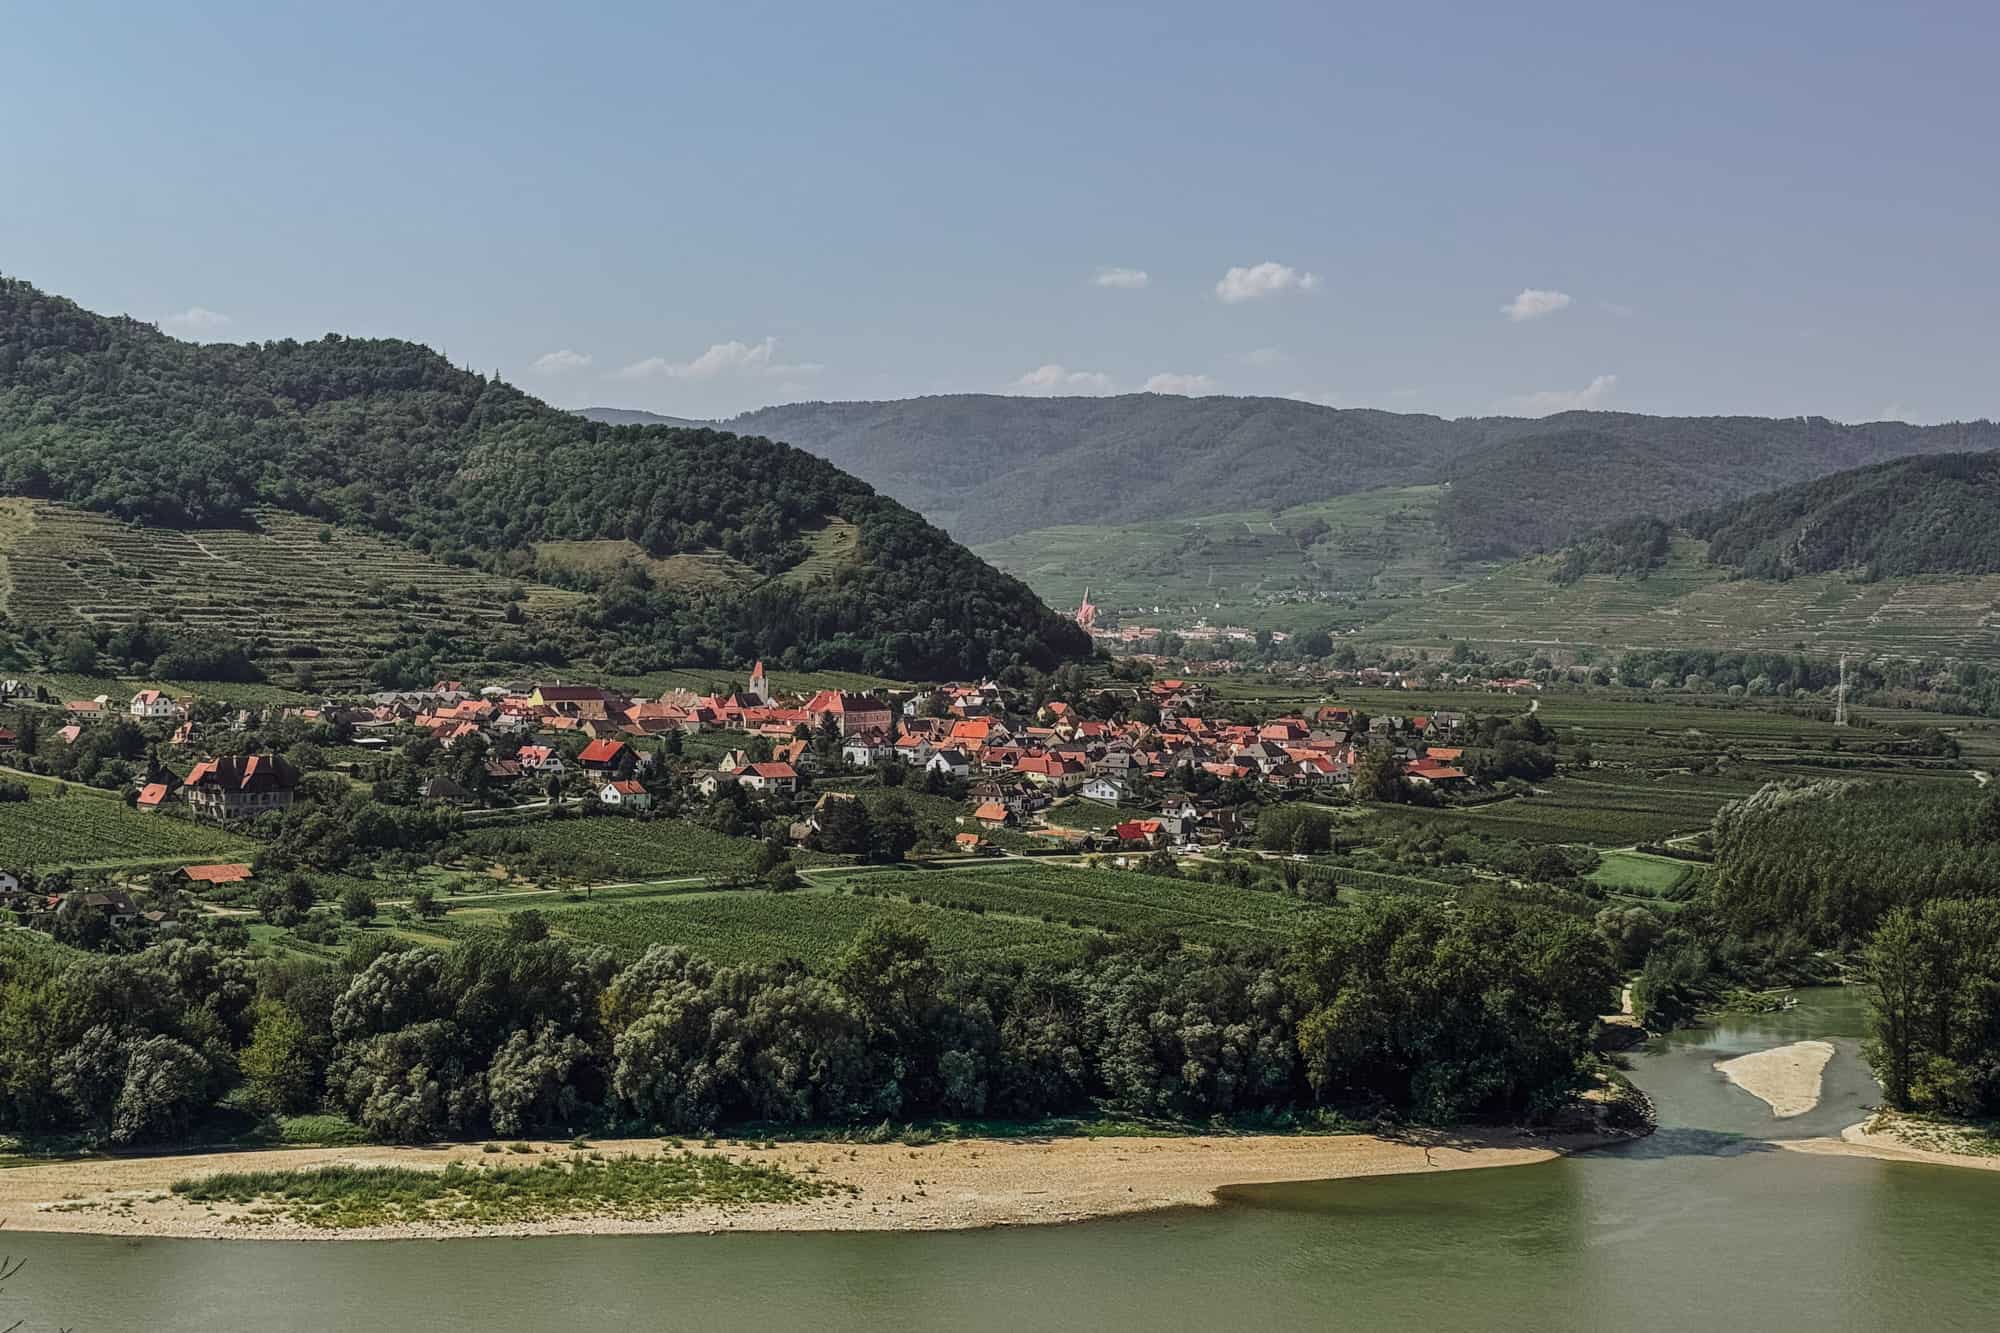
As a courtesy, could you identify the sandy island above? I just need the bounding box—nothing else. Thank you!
[0,1129,1612,1242]
[1715,1040,1835,1118]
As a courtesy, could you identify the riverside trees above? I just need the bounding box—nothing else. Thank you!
[0,898,1619,1147]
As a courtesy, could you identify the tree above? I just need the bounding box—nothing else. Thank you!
[410,887,446,920]
[240,1001,315,1113]
[1350,746,1407,804]
[340,886,378,923]
[868,794,920,864]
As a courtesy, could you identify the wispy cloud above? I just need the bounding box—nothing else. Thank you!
[1011,364,1114,394]
[1215,262,1319,304]
[1238,346,1287,367]
[1599,300,1634,318]
[162,306,231,334]
[1144,372,1217,395]
[530,348,592,374]
[1091,266,1150,289]
[1499,373,1617,416]
[613,337,822,382]
[1501,288,1572,322]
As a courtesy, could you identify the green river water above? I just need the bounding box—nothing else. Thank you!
[7,987,1999,1331]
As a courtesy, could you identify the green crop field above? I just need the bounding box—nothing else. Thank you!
[1591,849,1699,896]
[1366,770,1766,848]
[443,861,1334,966]
[464,816,770,881]
[0,798,256,870]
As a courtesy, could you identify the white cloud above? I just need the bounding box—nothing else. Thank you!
[1499,373,1618,416]
[530,348,592,374]
[1091,266,1150,289]
[1011,364,1114,394]
[1215,262,1320,304]
[1144,372,1217,395]
[613,337,821,382]
[161,306,231,333]
[1600,300,1634,318]
[1239,346,1287,367]
[1501,288,1572,322]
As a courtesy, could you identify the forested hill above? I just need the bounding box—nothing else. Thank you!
[0,279,1089,679]
[715,395,1471,544]
[1688,451,2000,579]
[694,396,2000,555]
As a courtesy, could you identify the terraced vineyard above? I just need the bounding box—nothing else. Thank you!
[977,486,1458,631]
[1355,540,2000,663]
[0,797,257,870]
[0,501,587,688]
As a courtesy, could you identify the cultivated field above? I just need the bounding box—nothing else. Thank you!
[0,797,257,870]
[462,817,770,882]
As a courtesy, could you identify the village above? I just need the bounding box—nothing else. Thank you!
[0,658,1505,938]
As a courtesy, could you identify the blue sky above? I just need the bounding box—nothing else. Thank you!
[5,1,1995,423]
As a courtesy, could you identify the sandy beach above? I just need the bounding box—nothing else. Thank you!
[1781,1119,2000,1174]
[1715,1040,1836,1117]
[0,1128,1608,1242]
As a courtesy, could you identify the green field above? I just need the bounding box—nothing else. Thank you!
[1366,770,1766,848]
[444,861,1333,966]
[464,816,771,881]
[1590,849,1700,895]
[0,797,257,870]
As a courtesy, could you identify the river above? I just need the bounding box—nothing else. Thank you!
[6,987,1999,1331]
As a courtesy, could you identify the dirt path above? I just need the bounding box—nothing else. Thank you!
[0,1129,1607,1243]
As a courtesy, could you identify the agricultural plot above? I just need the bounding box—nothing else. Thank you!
[523,888,1081,967]
[1590,850,1699,897]
[1369,771,1762,848]
[1355,542,2000,664]
[464,816,769,882]
[0,502,586,688]
[0,798,256,870]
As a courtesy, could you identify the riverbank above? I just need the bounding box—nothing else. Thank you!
[1781,1116,2000,1175]
[0,1127,1616,1242]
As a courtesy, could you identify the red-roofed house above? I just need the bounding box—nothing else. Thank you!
[804,691,893,737]
[577,738,632,773]
[738,762,799,795]
[135,782,172,811]
[598,778,653,810]
[183,755,299,822]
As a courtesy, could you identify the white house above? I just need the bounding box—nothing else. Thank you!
[599,779,653,810]
[1081,776,1130,804]
[514,745,565,777]
[737,762,799,796]
[130,690,183,721]
[841,735,889,767]
[926,748,973,780]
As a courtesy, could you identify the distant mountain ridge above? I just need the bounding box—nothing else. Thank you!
[579,406,714,430]
[612,395,2000,557]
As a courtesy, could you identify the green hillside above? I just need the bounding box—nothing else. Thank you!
[0,278,1087,680]
[976,485,1460,628]
[1691,450,2000,579]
